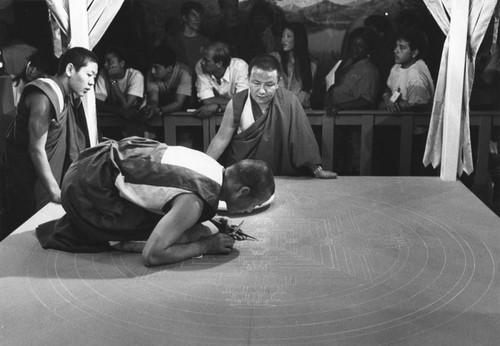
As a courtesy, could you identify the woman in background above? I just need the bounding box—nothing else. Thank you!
[271,22,316,109]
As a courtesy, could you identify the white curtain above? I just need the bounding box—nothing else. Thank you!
[46,0,123,56]
[45,0,123,146]
[423,0,498,176]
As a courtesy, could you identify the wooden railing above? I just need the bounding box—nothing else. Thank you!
[98,109,500,201]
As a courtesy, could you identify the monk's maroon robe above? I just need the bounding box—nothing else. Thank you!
[223,88,321,176]
[36,137,222,252]
[4,78,88,231]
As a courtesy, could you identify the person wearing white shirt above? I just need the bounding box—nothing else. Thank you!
[194,41,248,117]
[94,46,145,137]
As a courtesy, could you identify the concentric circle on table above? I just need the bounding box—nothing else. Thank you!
[25,193,496,345]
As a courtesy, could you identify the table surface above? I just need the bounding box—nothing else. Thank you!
[1,177,499,346]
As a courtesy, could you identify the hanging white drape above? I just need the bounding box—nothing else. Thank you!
[46,0,123,56]
[45,0,124,146]
[423,0,498,178]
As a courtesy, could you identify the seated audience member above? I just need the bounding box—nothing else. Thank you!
[324,27,381,175]
[206,54,336,179]
[270,22,316,109]
[141,46,193,144]
[4,47,98,233]
[325,27,380,114]
[376,28,435,175]
[165,1,210,74]
[36,137,275,266]
[161,1,209,109]
[95,46,145,137]
[142,46,192,119]
[11,51,59,105]
[382,28,434,113]
[195,41,249,117]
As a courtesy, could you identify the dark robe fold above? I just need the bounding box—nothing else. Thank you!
[223,88,321,176]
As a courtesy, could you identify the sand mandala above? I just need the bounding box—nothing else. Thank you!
[20,179,497,346]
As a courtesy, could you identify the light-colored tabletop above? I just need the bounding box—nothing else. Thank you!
[1,177,499,345]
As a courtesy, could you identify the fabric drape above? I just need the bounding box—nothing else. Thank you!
[46,0,123,56]
[423,0,498,176]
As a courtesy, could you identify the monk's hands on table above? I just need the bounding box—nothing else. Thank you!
[210,217,253,241]
[213,217,243,239]
[203,233,235,254]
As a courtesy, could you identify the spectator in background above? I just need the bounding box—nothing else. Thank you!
[11,51,59,105]
[166,1,210,74]
[324,26,381,175]
[325,27,380,115]
[270,22,316,109]
[95,46,144,138]
[195,41,248,117]
[141,46,192,143]
[375,28,435,176]
[143,46,192,119]
[382,28,434,113]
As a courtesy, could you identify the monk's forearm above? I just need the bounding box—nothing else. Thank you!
[29,146,60,200]
[206,137,228,159]
[142,241,206,266]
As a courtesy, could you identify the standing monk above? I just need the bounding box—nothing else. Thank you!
[4,47,98,234]
[206,54,336,178]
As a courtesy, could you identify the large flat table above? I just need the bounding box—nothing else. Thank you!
[1,177,499,345]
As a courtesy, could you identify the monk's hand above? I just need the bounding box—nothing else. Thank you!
[215,217,231,233]
[195,104,217,118]
[315,169,338,179]
[203,233,235,254]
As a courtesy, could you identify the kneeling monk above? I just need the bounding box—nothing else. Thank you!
[36,137,275,266]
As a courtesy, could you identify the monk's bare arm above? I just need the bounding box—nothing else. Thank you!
[206,100,236,159]
[141,194,235,266]
[27,91,62,203]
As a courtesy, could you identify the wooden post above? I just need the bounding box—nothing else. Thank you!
[440,0,469,181]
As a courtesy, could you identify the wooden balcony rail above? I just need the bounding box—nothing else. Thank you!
[97,110,500,196]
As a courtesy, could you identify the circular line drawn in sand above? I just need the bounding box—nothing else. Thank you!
[26,193,496,345]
